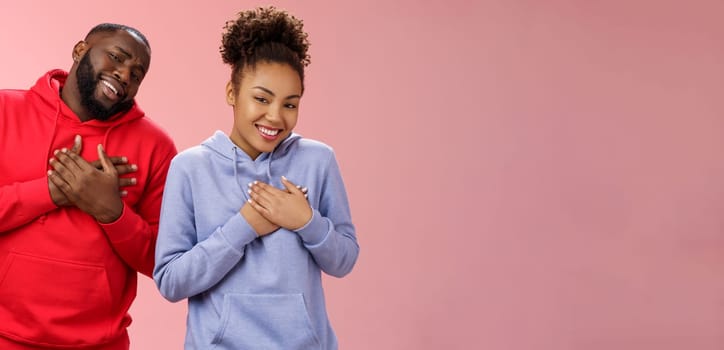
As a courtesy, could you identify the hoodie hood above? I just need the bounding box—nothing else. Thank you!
[201,130,301,162]
[30,69,146,128]
[201,130,301,190]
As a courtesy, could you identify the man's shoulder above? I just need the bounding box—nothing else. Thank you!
[0,88,44,122]
[122,116,175,146]
[113,117,177,164]
[0,88,32,103]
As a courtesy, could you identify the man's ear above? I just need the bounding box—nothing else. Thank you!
[225,81,235,106]
[72,41,88,62]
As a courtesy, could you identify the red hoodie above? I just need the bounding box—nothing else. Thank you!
[0,70,177,349]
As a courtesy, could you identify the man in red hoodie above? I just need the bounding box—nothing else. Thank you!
[0,23,177,349]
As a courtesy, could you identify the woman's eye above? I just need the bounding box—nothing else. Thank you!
[254,97,268,104]
[285,104,297,109]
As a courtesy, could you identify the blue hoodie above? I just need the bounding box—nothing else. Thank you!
[153,131,359,350]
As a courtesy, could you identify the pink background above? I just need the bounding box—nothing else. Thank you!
[2,1,724,349]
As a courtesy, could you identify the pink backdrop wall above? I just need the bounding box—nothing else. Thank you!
[2,1,723,349]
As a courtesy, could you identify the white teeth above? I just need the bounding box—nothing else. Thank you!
[101,80,118,95]
[258,126,280,136]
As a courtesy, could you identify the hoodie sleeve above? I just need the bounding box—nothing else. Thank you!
[0,177,58,232]
[99,142,176,278]
[295,151,359,278]
[153,157,258,302]
[0,82,59,232]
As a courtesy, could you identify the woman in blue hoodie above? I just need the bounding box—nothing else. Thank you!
[153,6,359,350]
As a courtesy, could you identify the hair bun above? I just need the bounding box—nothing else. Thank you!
[221,6,310,68]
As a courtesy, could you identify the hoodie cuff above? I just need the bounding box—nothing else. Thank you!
[220,212,258,251]
[295,210,329,246]
[99,204,145,242]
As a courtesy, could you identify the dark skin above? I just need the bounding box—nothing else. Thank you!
[48,135,137,207]
[63,30,150,122]
[47,29,150,223]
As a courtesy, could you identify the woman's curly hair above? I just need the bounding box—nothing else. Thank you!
[220,6,311,91]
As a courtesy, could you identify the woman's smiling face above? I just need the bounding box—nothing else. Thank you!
[227,61,303,160]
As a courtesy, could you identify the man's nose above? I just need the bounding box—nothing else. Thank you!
[113,66,130,86]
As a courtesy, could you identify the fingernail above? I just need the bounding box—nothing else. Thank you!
[247,199,252,203]
[47,170,52,175]
[121,190,128,197]
[75,135,81,142]
[247,189,252,194]
[53,149,59,155]
[122,157,128,163]
[282,175,288,180]
[131,178,137,185]
[248,182,253,187]
[253,181,258,185]
[61,148,67,153]
[131,164,137,171]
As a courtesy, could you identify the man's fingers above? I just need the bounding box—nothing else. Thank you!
[47,170,73,197]
[91,156,135,175]
[52,149,83,172]
[119,176,138,187]
[113,164,138,175]
[70,135,82,154]
[91,156,128,168]
[118,177,138,187]
[96,144,115,174]
[62,149,96,171]
[48,157,76,181]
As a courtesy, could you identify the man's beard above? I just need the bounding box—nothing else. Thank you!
[76,51,134,121]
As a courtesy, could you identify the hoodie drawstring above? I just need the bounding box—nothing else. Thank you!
[265,149,274,185]
[232,147,249,201]
[102,125,117,154]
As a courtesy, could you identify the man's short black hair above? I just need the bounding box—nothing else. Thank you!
[86,23,150,50]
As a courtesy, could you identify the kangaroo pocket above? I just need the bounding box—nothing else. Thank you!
[212,293,321,349]
[0,252,113,346]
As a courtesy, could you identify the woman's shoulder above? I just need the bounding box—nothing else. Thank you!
[293,137,335,156]
[171,144,215,166]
